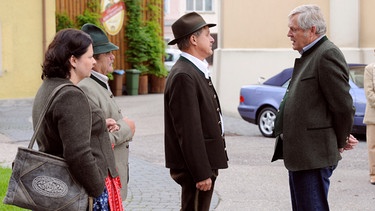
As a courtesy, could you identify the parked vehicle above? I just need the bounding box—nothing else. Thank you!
[164,48,181,72]
[238,64,367,137]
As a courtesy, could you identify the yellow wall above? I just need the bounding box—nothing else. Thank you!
[221,0,329,48]
[0,0,56,99]
[215,0,375,116]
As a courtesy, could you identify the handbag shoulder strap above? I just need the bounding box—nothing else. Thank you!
[28,83,75,149]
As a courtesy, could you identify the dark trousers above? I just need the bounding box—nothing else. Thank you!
[170,169,218,211]
[288,165,336,211]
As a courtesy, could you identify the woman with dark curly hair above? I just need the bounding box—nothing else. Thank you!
[32,28,122,210]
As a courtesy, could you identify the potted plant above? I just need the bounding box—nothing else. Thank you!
[124,0,149,94]
[144,4,168,93]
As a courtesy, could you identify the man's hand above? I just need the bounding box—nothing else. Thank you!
[123,116,135,136]
[339,134,359,153]
[106,118,119,132]
[196,178,212,191]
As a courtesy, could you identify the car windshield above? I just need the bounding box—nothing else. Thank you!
[281,66,365,88]
[263,68,293,86]
[264,64,365,88]
[282,79,290,88]
[349,66,364,88]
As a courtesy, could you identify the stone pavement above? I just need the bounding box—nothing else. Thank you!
[124,156,181,210]
[0,96,219,210]
[124,156,219,210]
[1,95,375,210]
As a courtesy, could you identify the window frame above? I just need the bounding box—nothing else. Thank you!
[186,0,214,12]
[164,0,170,14]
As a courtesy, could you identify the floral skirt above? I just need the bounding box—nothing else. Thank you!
[93,176,123,211]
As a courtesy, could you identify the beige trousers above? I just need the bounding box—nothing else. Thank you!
[366,125,375,180]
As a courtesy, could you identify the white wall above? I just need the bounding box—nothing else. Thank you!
[330,0,359,47]
[213,48,375,118]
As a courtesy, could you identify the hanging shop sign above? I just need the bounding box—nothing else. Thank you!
[100,0,125,35]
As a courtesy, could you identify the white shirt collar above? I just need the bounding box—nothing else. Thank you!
[180,52,210,79]
[300,35,325,55]
[91,70,110,90]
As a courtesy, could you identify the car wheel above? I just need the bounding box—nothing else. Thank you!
[257,107,277,138]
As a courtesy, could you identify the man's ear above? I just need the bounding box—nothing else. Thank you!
[310,26,317,35]
[190,34,198,46]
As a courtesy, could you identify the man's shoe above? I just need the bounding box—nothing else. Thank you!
[370,179,375,185]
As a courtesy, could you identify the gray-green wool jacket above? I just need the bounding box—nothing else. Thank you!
[32,78,118,197]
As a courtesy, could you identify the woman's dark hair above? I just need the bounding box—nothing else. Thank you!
[41,28,92,79]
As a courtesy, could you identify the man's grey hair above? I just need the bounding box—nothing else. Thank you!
[289,4,326,36]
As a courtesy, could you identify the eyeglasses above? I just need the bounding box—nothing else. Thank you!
[289,27,304,33]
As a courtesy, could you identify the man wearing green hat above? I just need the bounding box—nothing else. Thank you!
[79,23,135,201]
[164,12,228,211]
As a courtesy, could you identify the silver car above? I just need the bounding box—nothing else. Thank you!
[238,64,367,137]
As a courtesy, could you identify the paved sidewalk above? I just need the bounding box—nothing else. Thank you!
[1,95,374,210]
[124,156,219,210]
[0,97,219,210]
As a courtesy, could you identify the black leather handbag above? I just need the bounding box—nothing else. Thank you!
[3,84,89,211]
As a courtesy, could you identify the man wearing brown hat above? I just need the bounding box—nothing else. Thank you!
[79,23,135,201]
[164,12,228,211]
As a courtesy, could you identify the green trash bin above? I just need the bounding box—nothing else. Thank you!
[125,69,141,95]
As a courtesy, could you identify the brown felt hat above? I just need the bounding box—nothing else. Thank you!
[168,12,216,45]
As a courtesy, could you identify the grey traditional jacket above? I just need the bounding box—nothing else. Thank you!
[79,75,133,198]
[32,78,118,197]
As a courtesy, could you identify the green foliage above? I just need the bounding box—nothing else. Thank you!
[55,0,166,78]
[125,0,167,77]
[56,13,75,32]
[76,9,102,29]
[107,72,114,80]
[144,4,168,77]
[124,0,149,74]
[0,167,27,210]
[76,0,102,29]
[87,0,100,11]
[56,0,102,31]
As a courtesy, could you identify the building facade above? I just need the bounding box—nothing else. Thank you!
[0,0,56,99]
[164,0,219,44]
[1,0,375,119]
[162,0,375,116]
[214,0,375,116]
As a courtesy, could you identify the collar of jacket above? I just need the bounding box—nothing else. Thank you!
[90,74,108,90]
[301,36,328,58]
[179,56,207,78]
